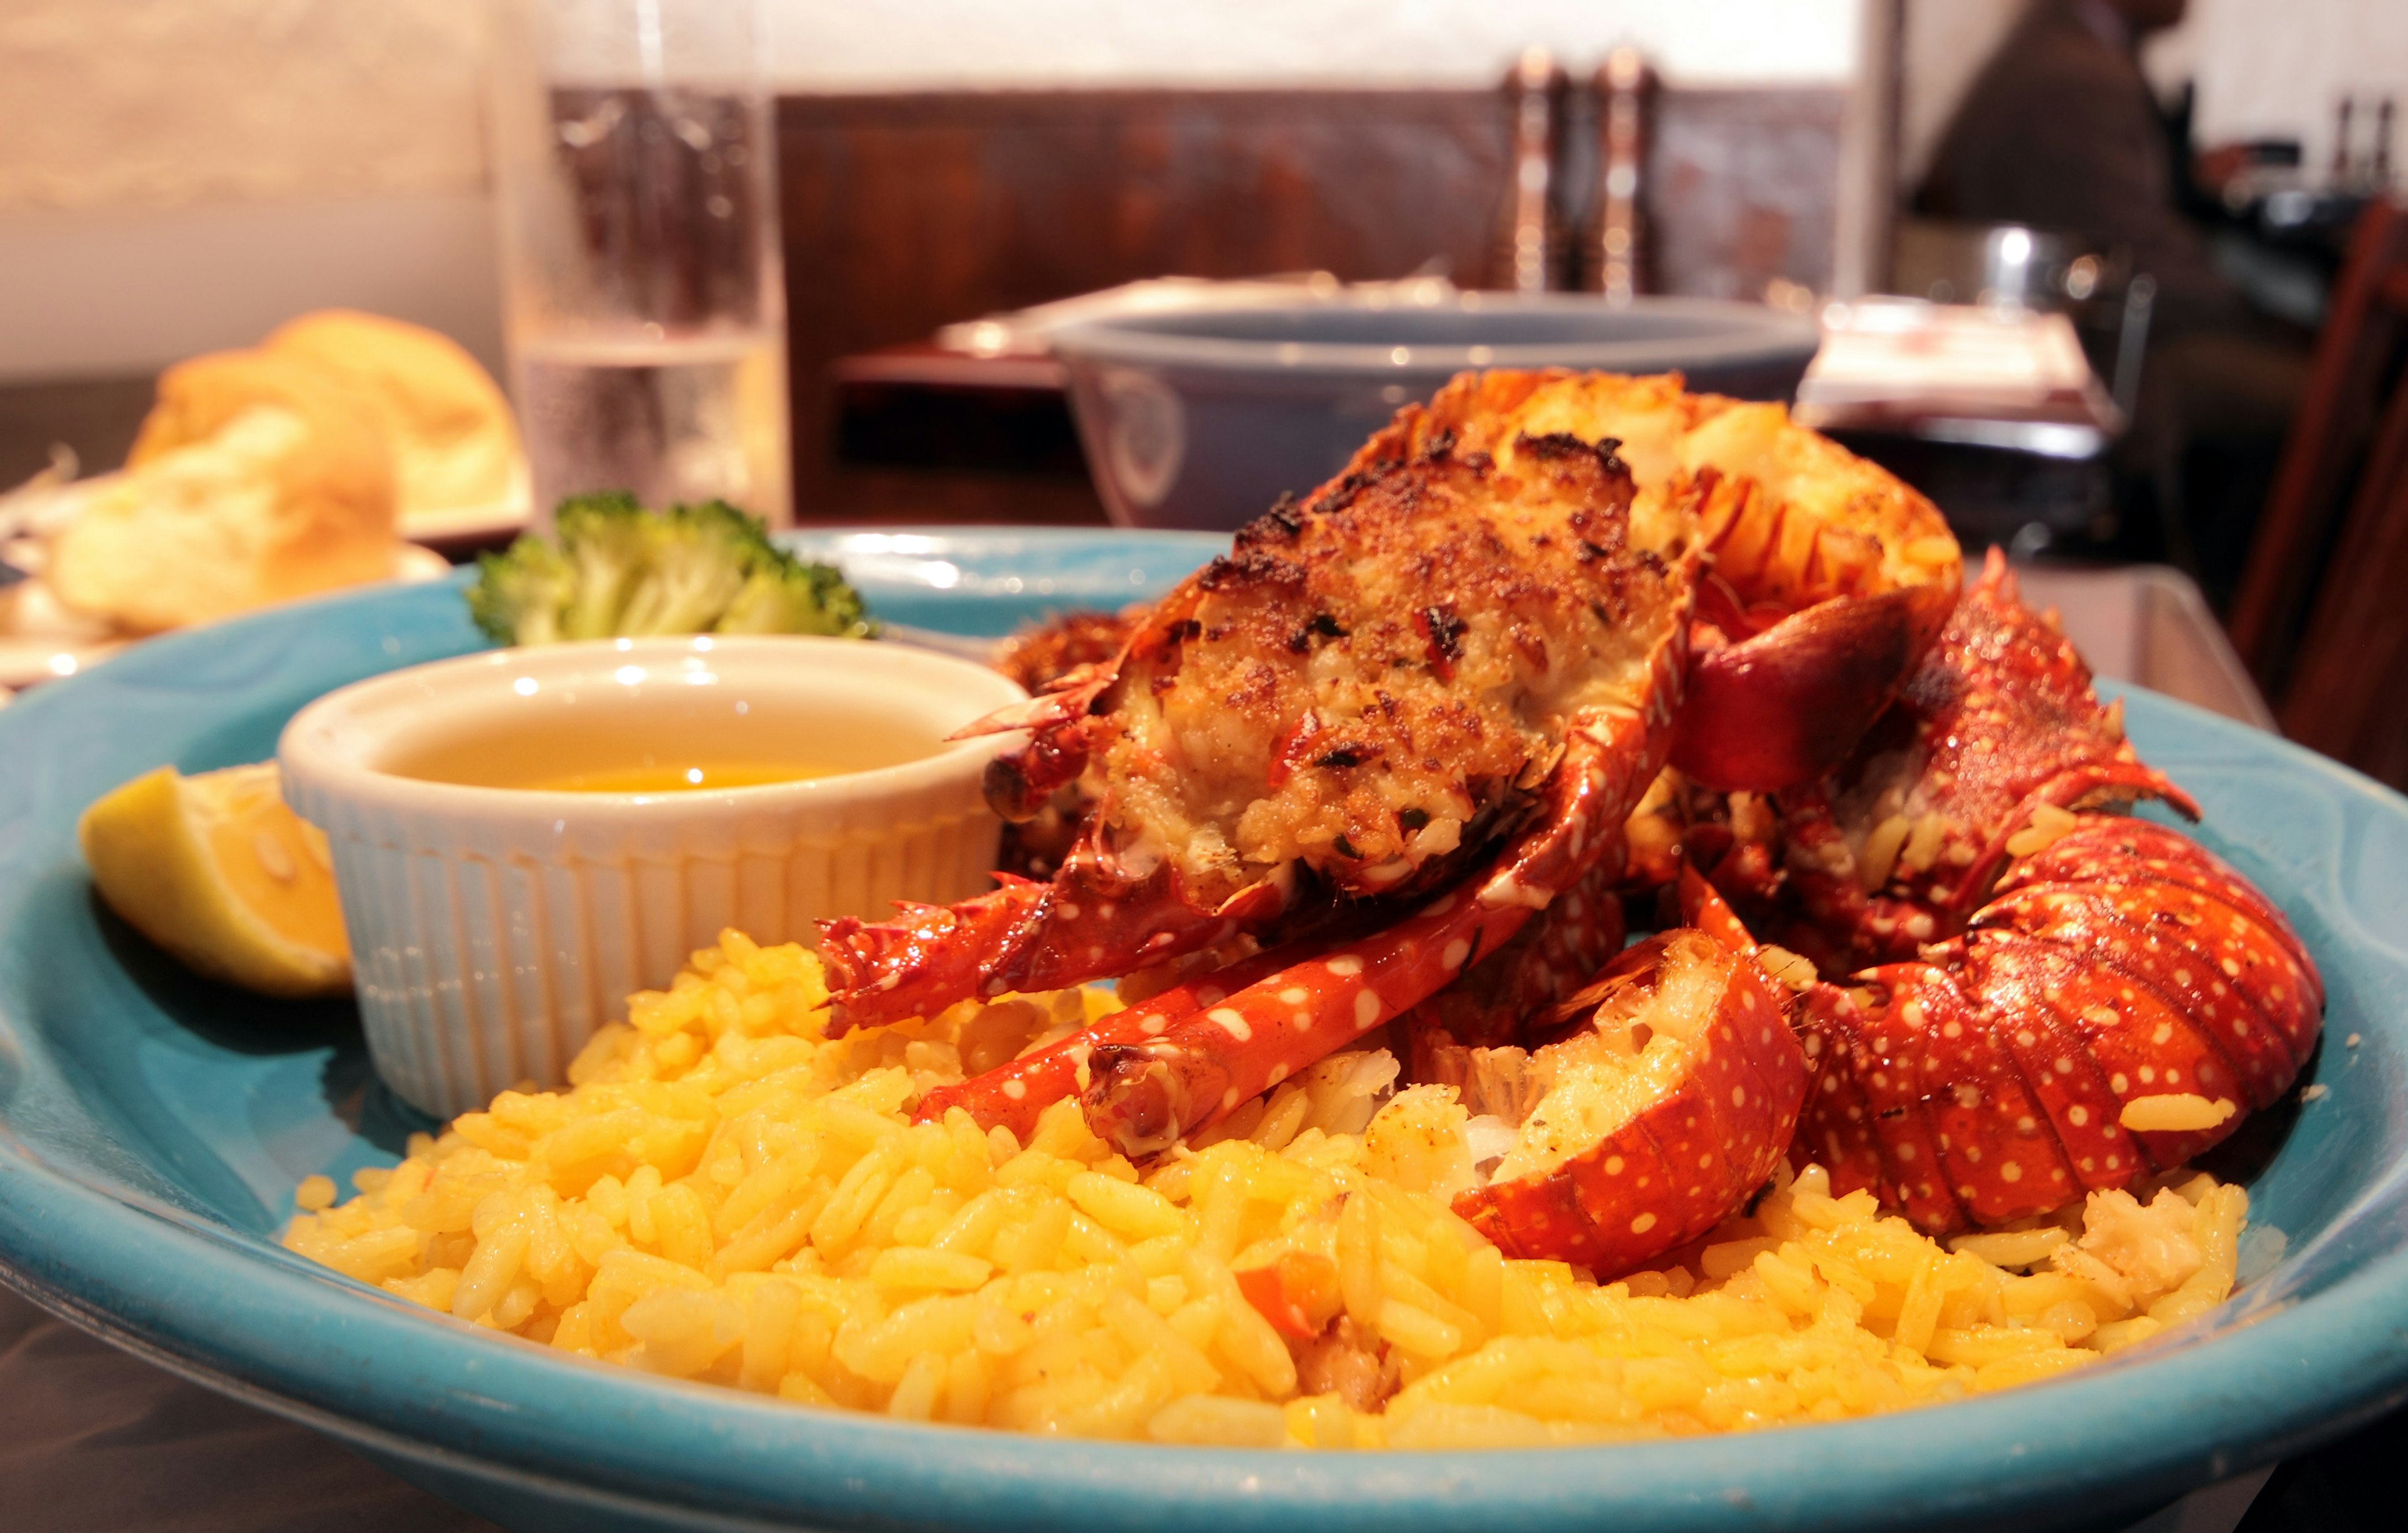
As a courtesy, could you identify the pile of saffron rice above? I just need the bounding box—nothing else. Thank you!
[285,933,2247,1446]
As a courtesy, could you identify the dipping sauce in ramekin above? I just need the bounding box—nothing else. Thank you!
[278,635,1025,1118]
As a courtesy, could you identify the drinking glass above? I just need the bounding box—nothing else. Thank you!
[488,0,791,526]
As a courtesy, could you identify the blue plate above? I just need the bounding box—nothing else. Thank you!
[781,524,1228,637]
[3,529,2407,1533]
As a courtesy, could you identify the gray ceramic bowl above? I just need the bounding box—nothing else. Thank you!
[1051,293,1822,531]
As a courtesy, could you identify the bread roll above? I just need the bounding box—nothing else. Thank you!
[265,310,521,527]
[50,350,398,632]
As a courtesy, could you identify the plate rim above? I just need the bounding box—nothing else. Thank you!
[3,566,2408,1530]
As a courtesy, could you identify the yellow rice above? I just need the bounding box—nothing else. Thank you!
[285,932,2249,1446]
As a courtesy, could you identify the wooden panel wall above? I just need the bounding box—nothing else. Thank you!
[775,87,1846,521]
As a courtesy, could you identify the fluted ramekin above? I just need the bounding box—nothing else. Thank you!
[278,635,1024,1119]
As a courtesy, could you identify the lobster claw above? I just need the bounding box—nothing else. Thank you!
[1669,585,1948,793]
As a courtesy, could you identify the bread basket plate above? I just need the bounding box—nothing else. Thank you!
[0,541,451,691]
[1,530,2406,1533]
[398,459,534,549]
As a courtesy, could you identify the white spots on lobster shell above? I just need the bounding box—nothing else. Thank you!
[1059,902,1081,920]
[1630,1212,1657,1234]
[2137,1065,2156,1084]
[1209,1007,1252,1042]
[1325,955,1366,979]
[1897,1142,1919,1162]
[1442,938,1472,971]
[1222,1088,1241,1111]
[1139,1013,1168,1036]
[1267,1064,1289,1087]
[1196,985,1227,1009]
[1605,1155,1625,1175]
[2001,1162,2024,1183]
[1003,1078,1028,1100]
[1277,986,1309,1005]
[1420,893,1457,919]
[1291,1011,1314,1032]
[1354,991,1382,1030]
[2018,1113,2039,1132]
[1731,1086,1748,1106]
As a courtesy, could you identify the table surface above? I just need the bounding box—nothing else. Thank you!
[0,560,2368,1533]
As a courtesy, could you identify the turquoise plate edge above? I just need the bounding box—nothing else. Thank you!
[0,530,2404,1530]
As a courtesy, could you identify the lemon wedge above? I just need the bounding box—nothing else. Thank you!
[78,762,351,997]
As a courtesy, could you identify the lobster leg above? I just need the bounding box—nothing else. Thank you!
[820,854,1270,1036]
[1079,705,1663,1157]
[909,938,1335,1142]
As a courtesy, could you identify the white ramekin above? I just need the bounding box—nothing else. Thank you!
[278,635,1025,1119]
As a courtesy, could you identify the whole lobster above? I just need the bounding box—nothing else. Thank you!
[833,371,2324,1278]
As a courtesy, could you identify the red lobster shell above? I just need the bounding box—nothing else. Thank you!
[1434,926,1809,1275]
[1798,815,2323,1234]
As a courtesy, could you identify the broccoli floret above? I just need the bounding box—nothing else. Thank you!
[615,501,776,636]
[716,546,875,637]
[551,492,654,639]
[464,536,573,645]
[463,494,875,646]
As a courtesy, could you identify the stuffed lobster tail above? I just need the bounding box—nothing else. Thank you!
[1353,369,1964,792]
[853,373,1703,1105]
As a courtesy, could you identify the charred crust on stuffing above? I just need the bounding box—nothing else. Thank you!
[1196,547,1306,594]
[1514,430,1630,478]
[1417,604,1468,664]
[1312,743,1378,769]
[1238,492,1306,546]
[1308,470,1383,517]
[1418,427,1457,462]
[1287,610,1350,654]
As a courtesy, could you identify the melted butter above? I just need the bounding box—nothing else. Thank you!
[525,761,844,793]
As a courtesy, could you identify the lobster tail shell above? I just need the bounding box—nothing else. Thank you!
[1797,816,2325,1234]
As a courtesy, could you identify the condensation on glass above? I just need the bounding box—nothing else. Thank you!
[489,0,792,526]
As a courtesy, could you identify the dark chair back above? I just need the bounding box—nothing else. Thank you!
[2268,331,2408,790]
[2227,197,2408,694]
